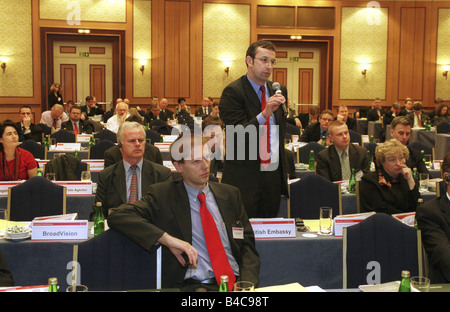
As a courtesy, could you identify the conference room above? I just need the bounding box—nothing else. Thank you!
[0,0,449,294]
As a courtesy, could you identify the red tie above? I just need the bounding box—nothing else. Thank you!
[259,85,270,167]
[128,165,138,203]
[198,192,235,290]
[73,122,79,134]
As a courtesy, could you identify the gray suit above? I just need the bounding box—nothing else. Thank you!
[95,159,172,217]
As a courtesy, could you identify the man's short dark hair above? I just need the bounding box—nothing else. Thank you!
[85,96,94,102]
[391,116,412,129]
[70,105,82,113]
[245,40,276,60]
[19,105,32,113]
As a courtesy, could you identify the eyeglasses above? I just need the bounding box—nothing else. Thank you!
[254,57,277,66]
[385,156,405,164]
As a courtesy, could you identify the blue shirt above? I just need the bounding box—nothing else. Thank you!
[184,182,239,281]
[123,159,143,202]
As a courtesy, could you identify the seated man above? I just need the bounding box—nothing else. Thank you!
[95,121,172,218]
[416,152,450,283]
[336,104,357,132]
[195,97,212,118]
[106,101,130,133]
[143,103,162,124]
[81,96,105,118]
[300,109,334,146]
[407,101,429,128]
[389,116,429,175]
[16,105,42,142]
[107,133,260,291]
[367,98,385,122]
[158,98,174,121]
[316,120,370,182]
[39,104,69,133]
[61,105,95,134]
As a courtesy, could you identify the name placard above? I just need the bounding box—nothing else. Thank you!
[250,218,296,239]
[31,220,89,241]
[76,134,92,143]
[0,181,24,196]
[155,142,171,151]
[54,181,92,195]
[54,143,81,151]
[81,159,104,172]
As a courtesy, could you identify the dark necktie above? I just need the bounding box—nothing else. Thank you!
[259,85,270,167]
[128,165,138,203]
[197,192,235,290]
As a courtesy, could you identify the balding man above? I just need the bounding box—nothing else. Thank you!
[39,104,69,133]
[106,101,130,133]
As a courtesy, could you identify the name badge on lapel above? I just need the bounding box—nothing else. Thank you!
[232,221,244,239]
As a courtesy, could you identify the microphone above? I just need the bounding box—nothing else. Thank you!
[272,82,287,115]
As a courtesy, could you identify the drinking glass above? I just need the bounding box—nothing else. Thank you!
[419,173,429,193]
[234,281,254,292]
[66,284,88,292]
[81,171,91,181]
[410,276,430,292]
[319,207,333,235]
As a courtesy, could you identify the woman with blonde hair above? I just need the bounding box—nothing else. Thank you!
[359,139,420,215]
[48,82,63,108]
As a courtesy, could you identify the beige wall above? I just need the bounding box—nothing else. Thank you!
[133,0,152,98]
[436,8,450,100]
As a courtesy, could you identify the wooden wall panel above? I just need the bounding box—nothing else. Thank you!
[90,65,106,102]
[398,7,426,100]
[299,68,313,106]
[273,68,287,87]
[60,64,77,103]
[164,1,190,98]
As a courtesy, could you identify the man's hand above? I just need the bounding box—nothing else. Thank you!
[158,232,198,267]
[262,94,285,120]
[22,116,31,129]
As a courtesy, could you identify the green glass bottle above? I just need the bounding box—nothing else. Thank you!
[219,275,229,292]
[413,168,419,181]
[89,135,95,147]
[348,168,356,194]
[322,135,326,147]
[37,169,43,176]
[421,150,425,164]
[74,150,79,158]
[93,202,105,236]
[370,135,374,143]
[44,135,50,151]
[48,277,58,292]
[308,150,315,171]
[398,270,411,292]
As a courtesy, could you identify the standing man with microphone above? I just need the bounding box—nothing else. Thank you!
[219,40,289,218]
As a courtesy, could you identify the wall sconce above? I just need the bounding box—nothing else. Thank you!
[223,61,232,76]
[139,59,148,75]
[443,65,450,80]
[360,64,370,78]
[0,56,8,73]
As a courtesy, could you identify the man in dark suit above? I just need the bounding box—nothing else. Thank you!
[299,110,334,146]
[367,98,385,121]
[219,40,289,218]
[107,134,259,291]
[16,105,42,142]
[416,152,450,283]
[195,97,213,118]
[159,98,174,121]
[81,96,105,118]
[389,116,429,174]
[316,120,370,182]
[336,104,357,132]
[61,106,95,134]
[143,103,163,125]
[95,121,172,217]
[406,101,429,128]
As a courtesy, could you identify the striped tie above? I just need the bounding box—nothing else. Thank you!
[341,151,351,181]
[128,165,138,203]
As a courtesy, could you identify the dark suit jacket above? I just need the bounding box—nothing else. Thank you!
[15,122,43,143]
[416,194,450,283]
[406,111,430,127]
[61,119,95,134]
[300,121,323,142]
[159,109,174,121]
[345,117,357,132]
[107,179,260,289]
[143,112,163,125]
[103,143,163,168]
[360,169,420,215]
[407,146,430,175]
[195,106,212,118]
[316,144,370,182]
[95,159,172,217]
[367,107,386,122]
[81,105,105,117]
[219,75,289,216]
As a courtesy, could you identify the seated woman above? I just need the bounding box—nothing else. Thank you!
[0,121,37,181]
[416,152,450,283]
[360,139,420,215]
[432,103,450,126]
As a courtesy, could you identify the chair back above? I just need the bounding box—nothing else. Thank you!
[349,130,362,145]
[20,139,46,159]
[288,174,342,219]
[285,123,300,140]
[73,229,161,291]
[50,129,76,143]
[94,129,117,142]
[436,122,450,134]
[408,141,432,156]
[7,176,66,221]
[38,123,52,137]
[297,142,325,164]
[342,213,422,289]
[89,139,115,159]
[44,154,87,180]
[363,142,377,159]
[145,129,162,145]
